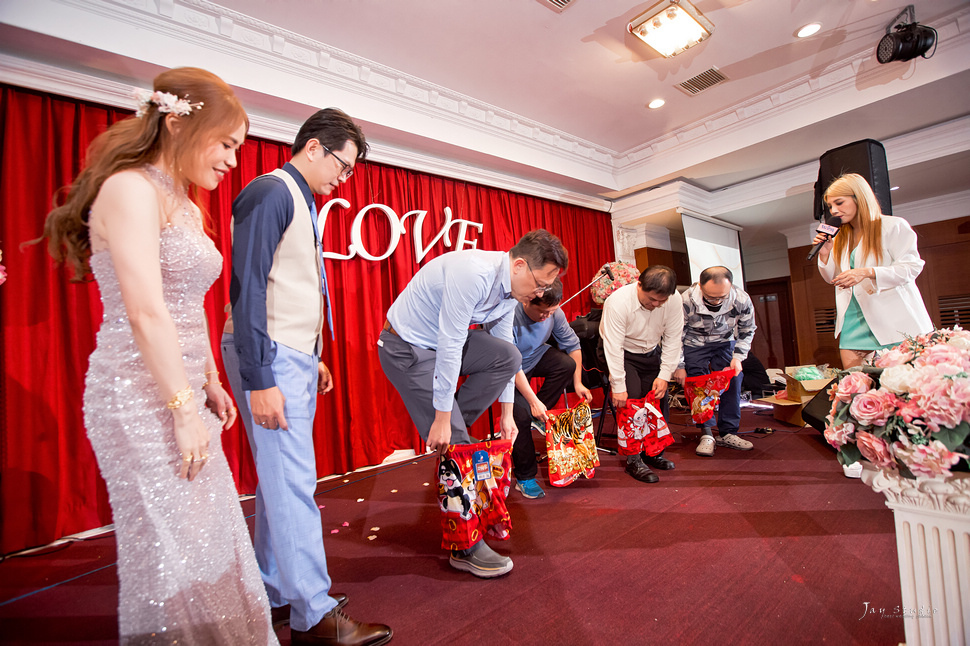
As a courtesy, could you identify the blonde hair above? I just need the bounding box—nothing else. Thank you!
[823,173,884,270]
[40,67,248,280]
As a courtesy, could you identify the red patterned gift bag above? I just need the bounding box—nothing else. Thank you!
[683,368,736,424]
[536,400,600,487]
[616,393,673,457]
[437,439,513,551]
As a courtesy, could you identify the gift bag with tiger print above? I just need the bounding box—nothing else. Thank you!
[535,400,600,487]
[437,439,513,551]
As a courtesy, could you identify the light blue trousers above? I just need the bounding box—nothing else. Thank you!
[221,334,336,631]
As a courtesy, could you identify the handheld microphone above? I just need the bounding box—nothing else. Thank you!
[602,264,615,281]
[806,215,842,261]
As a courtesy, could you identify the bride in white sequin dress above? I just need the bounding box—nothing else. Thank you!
[41,68,277,645]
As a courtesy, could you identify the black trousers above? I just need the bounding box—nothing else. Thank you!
[511,348,575,480]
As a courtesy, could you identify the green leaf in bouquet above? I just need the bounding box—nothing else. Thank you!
[932,421,970,453]
[838,444,862,466]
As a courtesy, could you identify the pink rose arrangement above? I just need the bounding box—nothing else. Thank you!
[825,327,970,479]
[590,261,640,305]
[0,248,6,286]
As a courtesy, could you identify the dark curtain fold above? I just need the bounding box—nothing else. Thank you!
[0,83,615,554]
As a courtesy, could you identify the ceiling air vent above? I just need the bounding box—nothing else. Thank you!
[541,0,577,12]
[676,67,728,96]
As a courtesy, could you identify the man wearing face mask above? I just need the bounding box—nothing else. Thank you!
[673,266,757,457]
[509,278,592,500]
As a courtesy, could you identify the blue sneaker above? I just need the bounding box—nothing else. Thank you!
[515,478,545,499]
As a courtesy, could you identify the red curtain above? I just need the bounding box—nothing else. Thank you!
[0,83,615,554]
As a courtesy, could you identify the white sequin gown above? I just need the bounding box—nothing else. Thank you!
[84,215,278,645]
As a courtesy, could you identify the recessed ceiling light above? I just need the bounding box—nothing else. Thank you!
[797,23,822,38]
[891,186,900,191]
[648,98,666,109]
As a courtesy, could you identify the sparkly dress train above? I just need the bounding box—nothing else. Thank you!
[84,205,278,644]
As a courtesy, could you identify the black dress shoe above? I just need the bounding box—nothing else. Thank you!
[642,453,675,470]
[270,594,349,628]
[291,607,392,646]
[625,458,659,483]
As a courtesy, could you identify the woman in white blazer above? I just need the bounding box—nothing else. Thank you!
[814,173,933,370]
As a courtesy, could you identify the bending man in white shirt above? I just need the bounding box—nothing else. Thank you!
[600,265,684,483]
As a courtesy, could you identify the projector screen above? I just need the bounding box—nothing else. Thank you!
[681,214,744,289]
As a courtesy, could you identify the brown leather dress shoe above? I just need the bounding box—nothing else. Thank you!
[290,608,392,646]
[270,593,349,628]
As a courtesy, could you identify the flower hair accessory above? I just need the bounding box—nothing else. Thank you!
[134,89,204,118]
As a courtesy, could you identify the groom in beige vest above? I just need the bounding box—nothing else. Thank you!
[224,109,392,646]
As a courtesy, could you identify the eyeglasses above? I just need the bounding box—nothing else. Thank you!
[527,262,554,294]
[701,293,727,305]
[322,144,354,179]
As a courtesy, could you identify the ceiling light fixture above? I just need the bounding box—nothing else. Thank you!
[796,23,822,38]
[648,98,665,109]
[628,0,714,58]
[876,4,937,64]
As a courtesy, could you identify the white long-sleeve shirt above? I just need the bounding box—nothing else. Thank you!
[600,282,684,393]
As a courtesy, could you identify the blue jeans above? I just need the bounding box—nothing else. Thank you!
[683,341,742,436]
[221,334,337,631]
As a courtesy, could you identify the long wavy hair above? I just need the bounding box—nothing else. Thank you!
[823,173,884,270]
[40,67,248,280]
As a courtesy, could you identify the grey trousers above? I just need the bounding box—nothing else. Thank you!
[377,328,521,443]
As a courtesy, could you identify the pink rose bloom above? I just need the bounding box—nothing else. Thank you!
[914,343,970,375]
[856,430,896,470]
[823,422,854,449]
[835,371,874,403]
[0,263,6,286]
[893,435,967,478]
[910,375,969,433]
[848,389,898,427]
[875,346,914,368]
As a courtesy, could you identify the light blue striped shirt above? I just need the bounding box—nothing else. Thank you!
[512,305,582,374]
[386,249,518,411]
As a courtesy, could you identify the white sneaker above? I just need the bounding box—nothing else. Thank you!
[716,434,753,451]
[842,462,863,479]
[696,435,716,457]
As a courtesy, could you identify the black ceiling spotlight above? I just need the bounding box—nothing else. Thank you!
[876,4,937,64]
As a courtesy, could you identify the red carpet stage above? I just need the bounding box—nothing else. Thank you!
[0,411,904,645]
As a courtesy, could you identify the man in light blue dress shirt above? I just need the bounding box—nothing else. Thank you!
[510,278,592,500]
[378,229,568,578]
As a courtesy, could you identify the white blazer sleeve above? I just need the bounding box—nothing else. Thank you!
[872,217,925,291]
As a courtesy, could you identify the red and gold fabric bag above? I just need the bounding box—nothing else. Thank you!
[537,400,600,487]
[616,393,672,457]
[683,368,736,424]
[437,439,513,551]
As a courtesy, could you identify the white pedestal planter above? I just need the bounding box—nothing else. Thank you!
[861,465,970,646]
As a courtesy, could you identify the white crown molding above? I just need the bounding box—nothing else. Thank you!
[894,189,970,225]
[0,52,611,212]
[4,0,967,192]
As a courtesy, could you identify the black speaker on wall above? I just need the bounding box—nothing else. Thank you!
[813,139,893,221]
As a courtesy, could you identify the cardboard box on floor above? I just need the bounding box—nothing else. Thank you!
[757,365,838,426]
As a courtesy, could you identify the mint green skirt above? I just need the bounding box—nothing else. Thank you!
[839,248,892,352]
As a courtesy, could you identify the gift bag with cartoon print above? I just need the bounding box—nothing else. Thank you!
[616,393,672,457]
[437,439,513,551]
[683,368,736,424]
[534,400,600,487]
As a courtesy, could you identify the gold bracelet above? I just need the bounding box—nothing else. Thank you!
[203,380,222,388]
[166,386,194,410]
